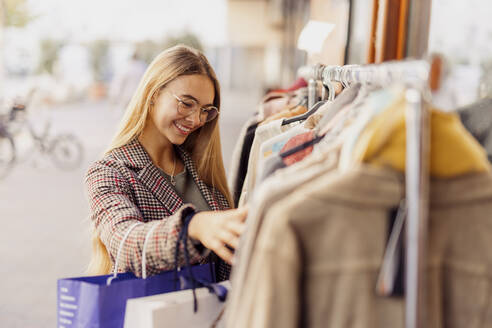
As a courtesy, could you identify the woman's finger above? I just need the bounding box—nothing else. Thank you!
[218,229,240,249]
[226,220,246,236]
[235,207,248,221]
[212,240,235,264]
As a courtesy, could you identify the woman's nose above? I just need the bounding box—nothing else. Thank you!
[184,109,202,127]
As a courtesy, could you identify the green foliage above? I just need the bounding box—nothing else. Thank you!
[2,0,35,27]
[88,39,110,81]
[135,32,204,65]
[162,32,204,52]
[37,39,63,74]
[135,40,163,65]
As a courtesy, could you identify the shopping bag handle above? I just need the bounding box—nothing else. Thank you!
[141,221,161,279]
[174,211,197,288]
[194,277,228,302]
[174,211,229,312]
[106,222,143,285]
[173,211,199,310]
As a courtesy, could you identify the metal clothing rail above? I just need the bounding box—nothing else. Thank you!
[297,59,430,91]
[297,59,432,328]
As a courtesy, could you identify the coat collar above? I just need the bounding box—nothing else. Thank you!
[111,138,221,212]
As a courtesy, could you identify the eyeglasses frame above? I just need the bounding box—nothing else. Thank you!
[171,93,219,123]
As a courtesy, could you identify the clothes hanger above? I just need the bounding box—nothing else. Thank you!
[281,100,327,126]
[324,79,335,102]
[286,91,308,111]
[277,83,333,153]
[278,67,358,155]
[279,81,366,158]
[281,80,333,126]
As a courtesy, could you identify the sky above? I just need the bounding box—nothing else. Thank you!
[429,0,492,65]
[4,0,492,83]
[2,0,229,95]
[8,0,492,62]
[21,0,227,45]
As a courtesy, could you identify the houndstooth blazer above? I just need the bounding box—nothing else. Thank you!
[85,138,230,278]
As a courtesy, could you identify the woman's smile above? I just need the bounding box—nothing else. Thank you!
[173,121,194,136]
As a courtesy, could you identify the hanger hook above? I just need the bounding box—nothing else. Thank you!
[339,66,346,89]
[343,66,351,89]
[342,65,358,88]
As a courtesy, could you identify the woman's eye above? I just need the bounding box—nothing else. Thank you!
[181,101,193,108]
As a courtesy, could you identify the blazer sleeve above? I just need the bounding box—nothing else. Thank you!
[85,162,210,277]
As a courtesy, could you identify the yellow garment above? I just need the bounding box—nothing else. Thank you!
[353,97,490,178]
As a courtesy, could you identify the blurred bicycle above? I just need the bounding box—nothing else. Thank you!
[0,99,84,179]
[0,115,15,179]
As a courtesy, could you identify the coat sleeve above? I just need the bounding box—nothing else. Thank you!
[85,162,210,277]
[226,202,301,328]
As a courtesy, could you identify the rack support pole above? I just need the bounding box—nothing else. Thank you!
[405,88,430,328]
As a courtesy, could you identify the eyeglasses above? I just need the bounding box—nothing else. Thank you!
[172,93,219,123]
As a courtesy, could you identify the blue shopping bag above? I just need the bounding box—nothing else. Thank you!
[57,264,215,328]
[57,221,216,328]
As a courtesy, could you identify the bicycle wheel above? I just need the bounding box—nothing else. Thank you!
[0,135,15,179]
[49,134,84,170]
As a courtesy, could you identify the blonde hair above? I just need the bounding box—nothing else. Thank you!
[88,45,233,275]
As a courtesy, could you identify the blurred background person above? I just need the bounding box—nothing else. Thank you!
[108,52,147,112]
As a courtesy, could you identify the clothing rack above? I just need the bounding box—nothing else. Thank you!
[297,60,431,91]
[298,59,435,328]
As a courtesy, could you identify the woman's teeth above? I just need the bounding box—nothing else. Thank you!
[175,122,191,134]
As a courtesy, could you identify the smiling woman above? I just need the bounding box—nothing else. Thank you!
[85,45,247,281]
[145,75,216,146]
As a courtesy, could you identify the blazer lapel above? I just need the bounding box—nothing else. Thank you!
[113,139,184,214]
[137,164,184,214]
[177,146,221,211]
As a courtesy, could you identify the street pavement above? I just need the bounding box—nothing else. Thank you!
[0,90,258,327]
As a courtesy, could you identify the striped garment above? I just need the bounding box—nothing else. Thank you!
[85,138,231,280]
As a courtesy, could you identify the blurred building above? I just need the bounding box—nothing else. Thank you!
[222,0,353,94]
[221,0,309,94]
[223,0,492,103]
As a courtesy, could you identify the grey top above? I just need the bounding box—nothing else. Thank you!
[159,166,211,212]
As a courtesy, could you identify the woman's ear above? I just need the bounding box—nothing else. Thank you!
[148,101,154,114]
[150,93,157,105]
[149,88,161,107]
[149,93,158,113]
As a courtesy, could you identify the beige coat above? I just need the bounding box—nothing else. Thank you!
[228,164,492,328]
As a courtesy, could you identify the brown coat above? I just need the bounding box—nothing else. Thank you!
[229,164,492,328]
[85,138,230,278]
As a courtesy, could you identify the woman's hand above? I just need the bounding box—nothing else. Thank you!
[188,207,248,265]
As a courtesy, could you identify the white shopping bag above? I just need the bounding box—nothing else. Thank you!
[124,281,230,328]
